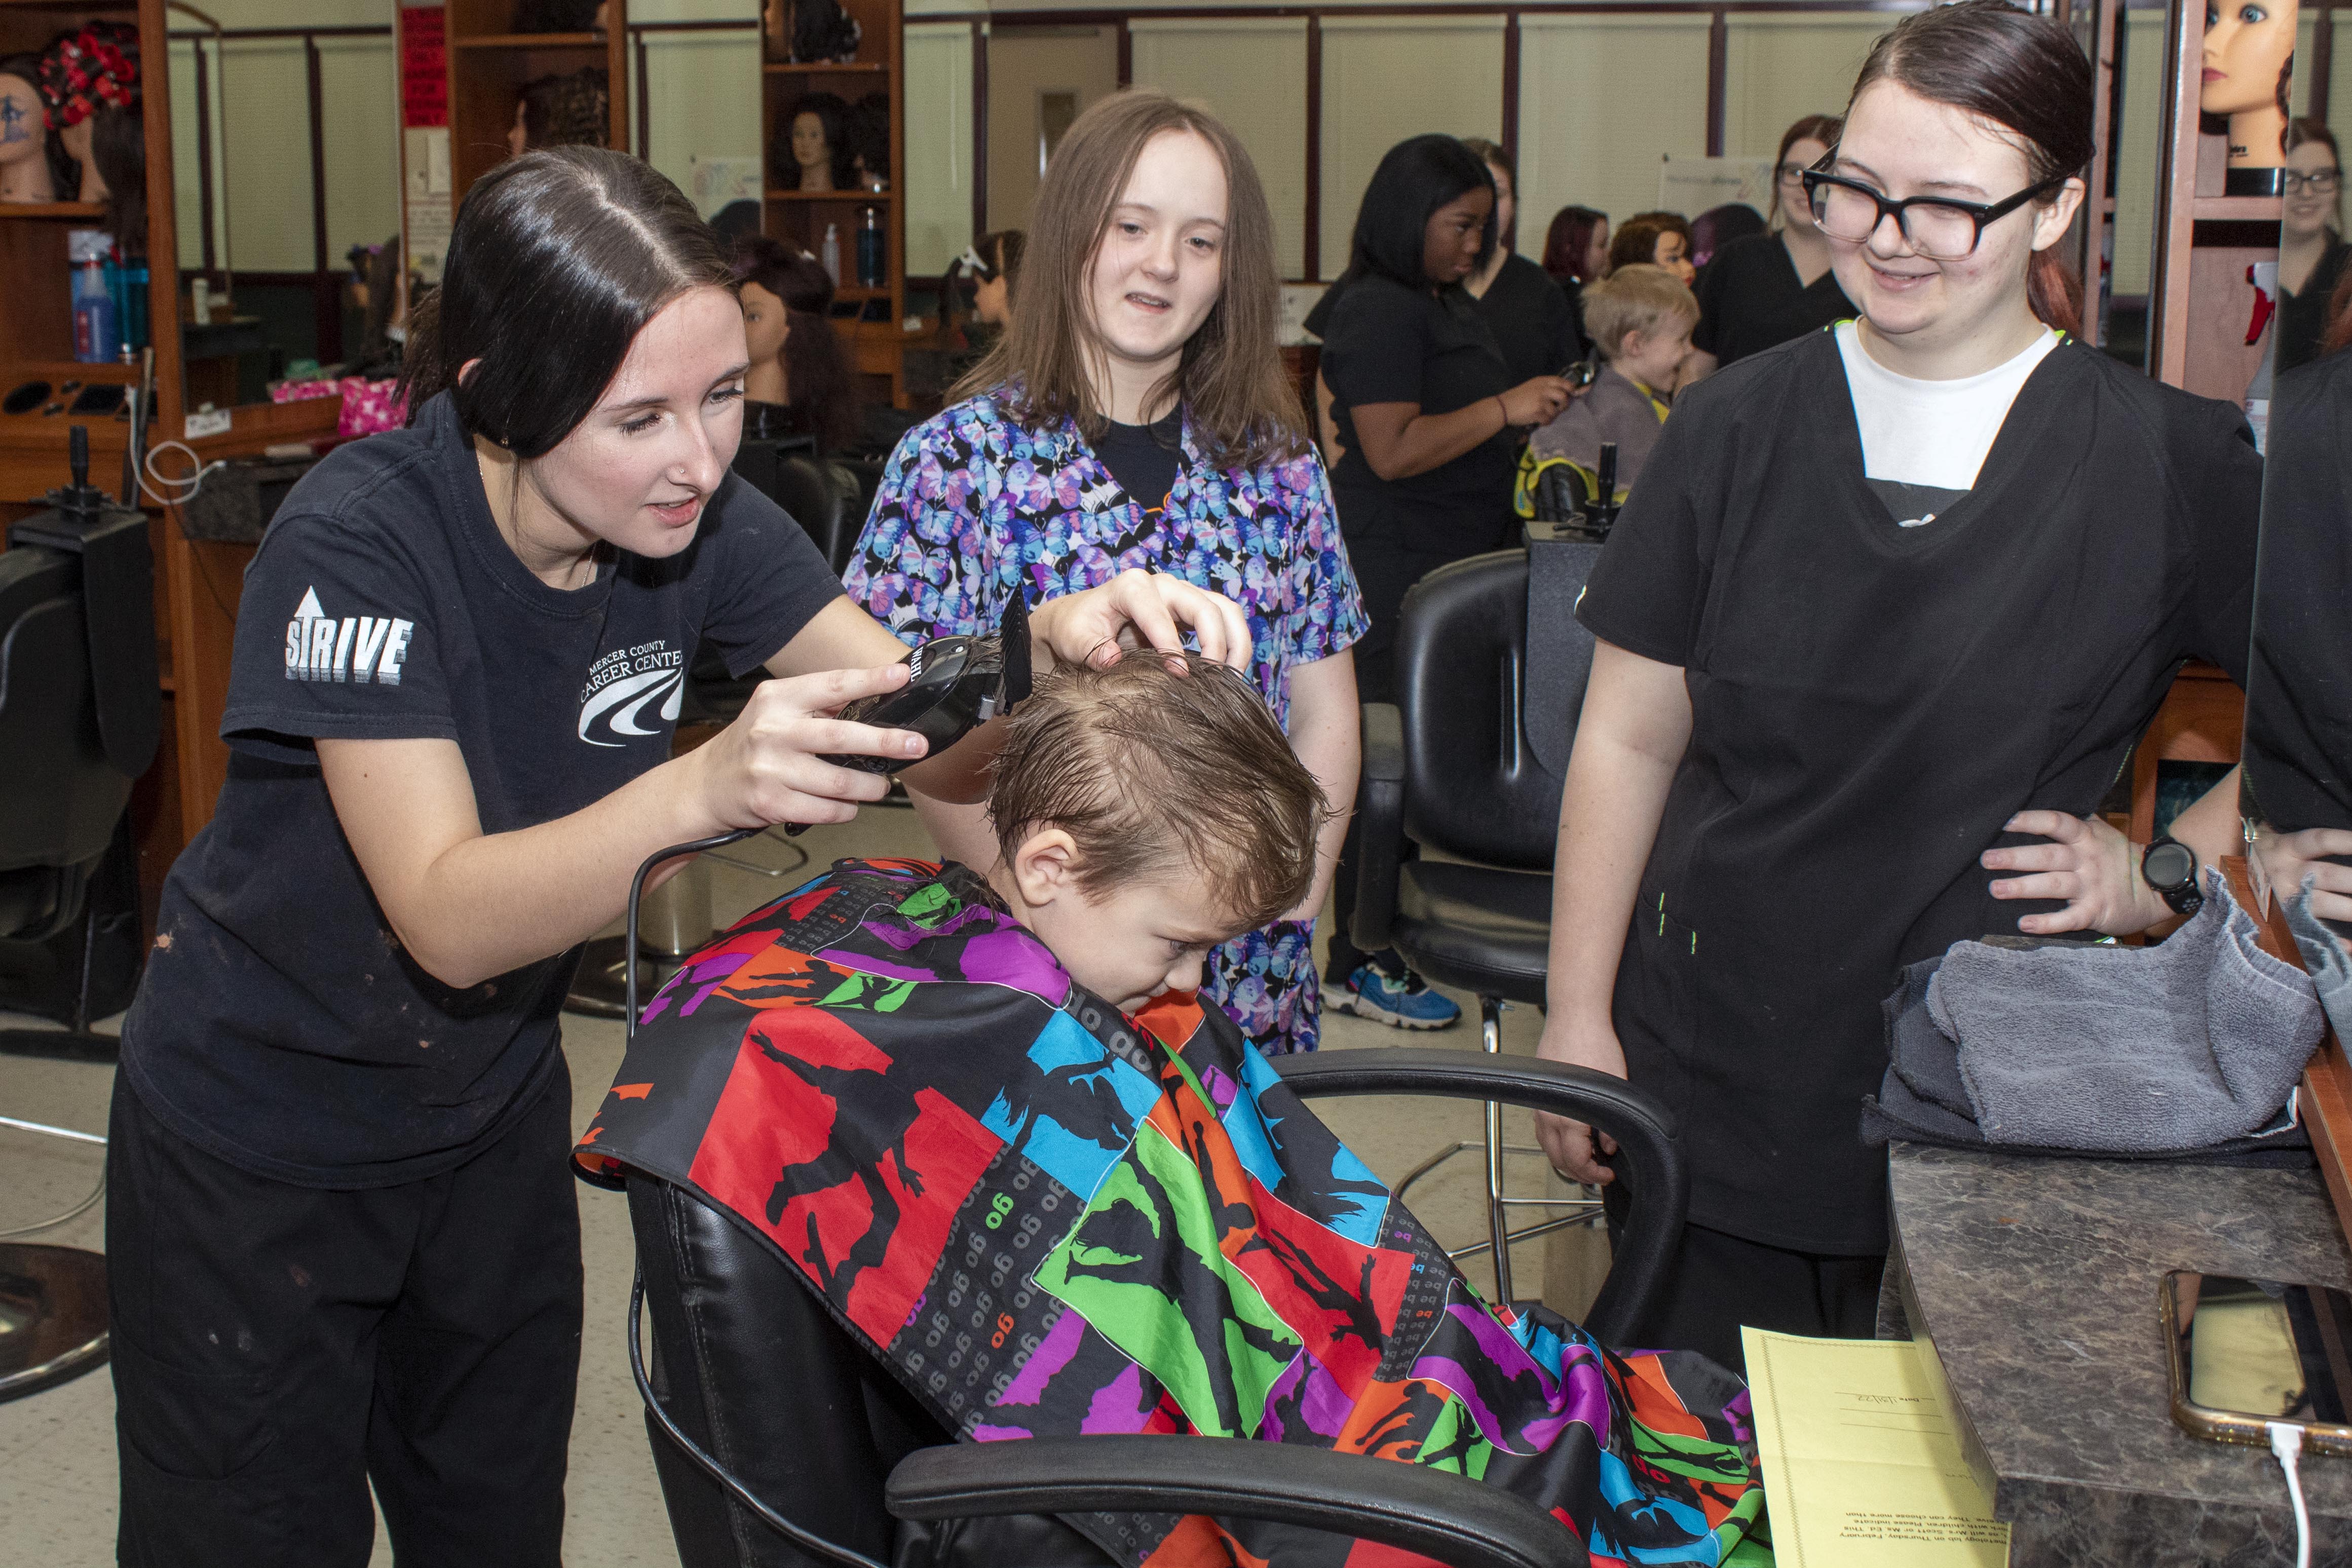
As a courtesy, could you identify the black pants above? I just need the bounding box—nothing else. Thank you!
[1325,522,1477,980]
[1602,1179,1883,1375]
[107,1064,583,1568]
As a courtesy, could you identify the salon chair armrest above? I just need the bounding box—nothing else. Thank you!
[1351,701,1405,955]
[885,1434,1585,1568]
[1273,1050,1682,1345]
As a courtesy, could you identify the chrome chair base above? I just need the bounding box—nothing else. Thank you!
[0,1243,108,1401]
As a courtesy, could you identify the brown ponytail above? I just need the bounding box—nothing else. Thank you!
[2027,247,2083,335]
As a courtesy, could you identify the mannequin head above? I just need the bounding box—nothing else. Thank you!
[731,233,856,451]
[2203,0,2297,169]
[778,92,851,192]
[845,92,889,190]
[1610,213,1695,286]
[0,57,56,203]
[945,229,1025,333]
[510,68,608,158]
[38,24,142,249]
[2284,119,2340,242]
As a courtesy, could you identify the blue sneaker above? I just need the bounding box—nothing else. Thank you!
[1323,961,1461,1030]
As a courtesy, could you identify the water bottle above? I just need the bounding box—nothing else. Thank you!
[856,206,885,288]
[69,230,117,364]
[126,258,149,350]
[820,223,842,287]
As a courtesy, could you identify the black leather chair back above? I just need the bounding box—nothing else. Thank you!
[1394,551,1569,873]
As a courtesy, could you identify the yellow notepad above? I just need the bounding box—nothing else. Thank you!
[1741,1329,2012,1567]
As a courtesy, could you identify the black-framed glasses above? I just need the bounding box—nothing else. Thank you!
[1802,168,2068,260]
[2284,169,2343,195]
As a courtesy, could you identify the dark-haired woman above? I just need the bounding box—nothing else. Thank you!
[1314,133,1571,1027]
[942,227,1026,342]
[104,145,1251,1566]
[1460,138,1579,385]
[2277,119,2349,377]
[847,90,1365,1058]
[1688,114,1853,378]
[733,233,860,453]
[1542,203,1610,358]
[1534,0,2258,1373]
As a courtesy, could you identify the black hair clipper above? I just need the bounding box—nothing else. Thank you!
[822,590,1032,774]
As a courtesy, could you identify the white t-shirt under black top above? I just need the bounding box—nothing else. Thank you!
[1834,318,2059,527]
[120,392,842,1187]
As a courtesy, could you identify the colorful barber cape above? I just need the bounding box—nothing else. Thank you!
[844,390,1365,1056]
[577,858,1770,1568]
[1577,328,2259,1257]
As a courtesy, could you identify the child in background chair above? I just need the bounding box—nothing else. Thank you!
[1526,263,1696,510]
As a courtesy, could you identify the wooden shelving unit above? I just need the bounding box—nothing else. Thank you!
[443,0,629,205]
[761,0,908,407]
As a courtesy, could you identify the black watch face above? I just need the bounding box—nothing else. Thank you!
[2145,840,2196,892]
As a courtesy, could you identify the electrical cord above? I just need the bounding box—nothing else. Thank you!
[2269,1421,2311,1568]
[138,438,229,509]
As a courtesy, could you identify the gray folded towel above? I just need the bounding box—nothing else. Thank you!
[1926,874,2323,1153]
[2284,879,2352,1048]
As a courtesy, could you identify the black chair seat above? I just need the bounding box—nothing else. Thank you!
[1393,860,1552,1008]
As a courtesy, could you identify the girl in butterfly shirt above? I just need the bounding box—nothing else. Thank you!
[846,90,1367,1056]
[1532,0,2259,1372]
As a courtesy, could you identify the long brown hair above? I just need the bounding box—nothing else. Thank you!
[1772,112,1843,223]
[1542,206,1607,284]
[952,89,1308,469]
[1844,0,2092,335]
[2324,266,2352,358]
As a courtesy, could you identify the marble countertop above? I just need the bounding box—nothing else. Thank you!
[1888,1144,2352,1567]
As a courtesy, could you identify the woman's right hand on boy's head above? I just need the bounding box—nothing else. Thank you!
[693,662,924,830]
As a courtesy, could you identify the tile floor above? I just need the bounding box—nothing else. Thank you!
[0,802,1605,1565]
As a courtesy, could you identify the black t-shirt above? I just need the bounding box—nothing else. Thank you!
[1577,330,2258,1253]
[2244,350,2352,831]
[1320,274,1515,552]
[1691,232,1855,368]
[1470,253,1580,385]
[120,392,841,1188]
[1091,410,1185,524]
[2275,238,2350,379]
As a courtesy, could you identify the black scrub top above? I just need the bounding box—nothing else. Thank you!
[1577,330,2258,1255]
[1691,232,1855,368]
[2244,351,2352,832]
[1319,273,1516,556]
[1470,253,1580,385]
[119,392,841,1188]
[2275,237,2351,379]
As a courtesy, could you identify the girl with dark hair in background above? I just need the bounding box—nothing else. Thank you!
[1535,0,2257,1371]
[1315,132,1571,1028]
[2276,119,2348,376]
[1458,137,1580,384]
[941,226,1026,340]
[1608,210,1695,285]
[104,144,1253,1567]
[847,89,1365,1057]
[732,233,860,452]
[1689,113,1853,377]
[1541,203,1610,357]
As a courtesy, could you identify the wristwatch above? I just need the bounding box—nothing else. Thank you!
[2141,836,2205,918]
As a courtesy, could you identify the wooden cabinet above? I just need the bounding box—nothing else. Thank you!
[443,0,628,204]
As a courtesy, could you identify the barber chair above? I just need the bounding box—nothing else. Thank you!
[619,1048,1683,1568]
[0,428,162,1398]
[1351,541,1603,1305]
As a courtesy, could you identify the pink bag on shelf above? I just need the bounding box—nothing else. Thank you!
[271,376,407,439]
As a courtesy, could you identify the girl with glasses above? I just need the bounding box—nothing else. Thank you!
[2277,120,2347,376]
[1532,0,2258,1373]
[1685,112,1853,377]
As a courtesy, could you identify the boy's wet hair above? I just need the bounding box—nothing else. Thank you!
[988,652,1329,932]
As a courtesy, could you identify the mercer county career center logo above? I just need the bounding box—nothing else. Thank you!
[578,640,684,748]
[285,587,413,685]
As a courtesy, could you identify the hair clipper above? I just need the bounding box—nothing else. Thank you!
[821,591,1032,774]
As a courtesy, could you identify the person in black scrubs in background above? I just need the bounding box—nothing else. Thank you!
[1541,204,1611,360]
[103,145,1251,1567]
[2275,120,2349,378]
[1460,138,1580,384]
[1533,0,2258,1372]
[1317,133,1571,1028]
[1687,113,1854,378]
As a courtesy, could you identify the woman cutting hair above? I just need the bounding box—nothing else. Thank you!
[846,89,1364,1058]
[1535,0,2257,1371]
[105,145,1248,1566]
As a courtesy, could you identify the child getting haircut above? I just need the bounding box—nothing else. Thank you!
[985,651,1329,1013]
[1527,262,1698,505]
